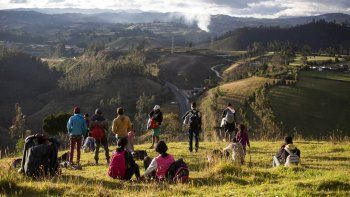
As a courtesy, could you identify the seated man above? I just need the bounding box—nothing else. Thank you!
[108,138,140,180]
[273,136,301,167]
[19,134,60,178]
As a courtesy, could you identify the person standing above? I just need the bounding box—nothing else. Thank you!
[182,102,202,152]
[90,108,110,165]
[112,107,132,142]
[148,105,163,149]
[222,103,237,142]
[67,107,88,165]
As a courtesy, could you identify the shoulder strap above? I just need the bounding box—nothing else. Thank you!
[284,147,295,155]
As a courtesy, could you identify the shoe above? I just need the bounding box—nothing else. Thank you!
[195,148,198,152]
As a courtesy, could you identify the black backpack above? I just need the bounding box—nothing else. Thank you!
[188,110,200,129]
[166,158,189,183]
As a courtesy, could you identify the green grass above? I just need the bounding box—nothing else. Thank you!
[1,140,349,196]
[269,71,350,137]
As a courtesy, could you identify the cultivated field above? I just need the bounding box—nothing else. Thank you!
[269,71,350,137]
[0,141,349,196]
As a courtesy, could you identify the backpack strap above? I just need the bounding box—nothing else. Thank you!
[284,147,296,155]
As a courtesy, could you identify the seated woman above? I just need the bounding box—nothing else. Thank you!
[108,138,140,180]
[143,141,175,180]
[273,136,301,167]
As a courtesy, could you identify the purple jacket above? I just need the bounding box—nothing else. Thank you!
[236,131,250,148]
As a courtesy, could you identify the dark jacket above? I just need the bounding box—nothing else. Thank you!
[116,147,140,178]
[149,110,163,125]
[182,109,202,130]
[276,144,301,164]
[20,135,60,178]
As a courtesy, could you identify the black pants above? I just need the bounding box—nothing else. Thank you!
[188,129,199,152]
[94,136,110,163]
[124,163,140,180]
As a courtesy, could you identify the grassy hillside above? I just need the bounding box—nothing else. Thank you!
[199,76,274,139]
[269,71,350,137]
[1,140,349,196]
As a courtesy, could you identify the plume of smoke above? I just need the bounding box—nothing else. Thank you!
[170,12,211,32]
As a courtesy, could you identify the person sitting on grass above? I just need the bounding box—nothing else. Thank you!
[143,141,175,180]
[82,132,95,153]
[108,138,140,180]
[223,138,245,166]
[272,136,301,167]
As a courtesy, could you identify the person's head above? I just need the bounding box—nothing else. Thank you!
[284,136,293,144]
[155,140,168,156]
[95,108,102,115]
[117,137,128,149]
[117,107,124,116]
[84,113,89,119]
[153,105,160,112]
[191,102,197,110]
[238,124,246,132]
[227,103,232,107]
[73,106,80,114]
[36,133,48,144]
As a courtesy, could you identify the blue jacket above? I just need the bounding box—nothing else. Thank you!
[67,114,88,136]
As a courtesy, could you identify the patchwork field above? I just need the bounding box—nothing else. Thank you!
[269,71,350,137]
[0,140,349,196]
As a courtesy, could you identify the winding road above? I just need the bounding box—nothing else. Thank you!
[210,64,224,79]
[164,81,190,117]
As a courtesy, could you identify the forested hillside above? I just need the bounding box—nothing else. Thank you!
[213,21,350,52]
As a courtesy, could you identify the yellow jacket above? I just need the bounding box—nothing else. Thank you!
[111,115,132,138]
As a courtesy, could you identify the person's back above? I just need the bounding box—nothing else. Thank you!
[112,114,132,138]
[273,136,301,167]
[155,154,175,179]
[67,113,87,136]
[235,124,250,152]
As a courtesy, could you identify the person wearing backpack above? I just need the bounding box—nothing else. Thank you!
[273,136,301,167]
[90,109,110,165]
[108,138,140,180]
[148,105,163,149]
[143,141,175,180]
[222,103,236,142]
[182,102,202,153]
[67,107,88,165]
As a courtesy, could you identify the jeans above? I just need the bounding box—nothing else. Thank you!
[188,129,199,152]
[69,135,82,164]
[94,136,110,163]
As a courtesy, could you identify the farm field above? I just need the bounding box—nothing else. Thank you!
[0,141,349,196]
[269,71,350,137]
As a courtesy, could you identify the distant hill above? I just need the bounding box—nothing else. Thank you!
[209,13,350,35]
[211,20,350,51]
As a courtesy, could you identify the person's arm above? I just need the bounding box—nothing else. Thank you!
[198,111,202,128]
[182,111,189,120]
[222,109,227,118]
[148,111,153,118]
[144,158,157,176]
[67,117,72,134]
[111,119,117,134]
[246,133,250,147]
[127,117,132,132]
[82,119,88,136]
[158,112,163,124]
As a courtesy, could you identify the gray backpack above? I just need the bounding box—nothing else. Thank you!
[284,147,300,166]
[225,109,235,124]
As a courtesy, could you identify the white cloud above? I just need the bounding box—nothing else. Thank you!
[1,0,350,31]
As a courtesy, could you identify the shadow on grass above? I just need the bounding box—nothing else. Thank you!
[57,174,124,190]
[317,180,350,191]
[192,176,249,187]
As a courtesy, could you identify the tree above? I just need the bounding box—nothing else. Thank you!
[9,103,26,139]
[42,113,71,135]
[134,93,155,131]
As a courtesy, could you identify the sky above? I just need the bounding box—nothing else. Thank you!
[1,0,350,31]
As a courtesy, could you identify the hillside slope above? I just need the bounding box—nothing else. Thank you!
[269,71,350,137]
[0,141,349,196]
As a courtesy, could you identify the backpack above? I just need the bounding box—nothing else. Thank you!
[166,158,189,183]
[91,126,104,140]
[147,118,158,130]
[108,150,127,179]
[188,110,200,129]
[225,108,235,124]
[284,147,300,166]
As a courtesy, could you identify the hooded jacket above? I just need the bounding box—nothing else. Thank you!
[67,114,88,136]
[112,115,132,138]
